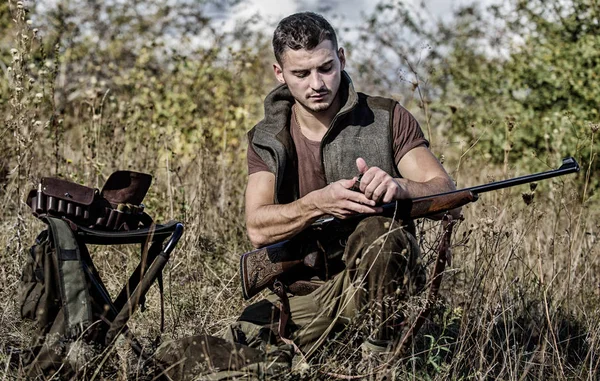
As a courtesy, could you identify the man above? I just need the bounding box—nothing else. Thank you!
[230,11,456,366]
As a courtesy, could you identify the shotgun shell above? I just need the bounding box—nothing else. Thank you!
[66,202,74,215]
[58,199,66,213]
[106,209,117,229]
[35,184,44,213]
[47,196,57,212]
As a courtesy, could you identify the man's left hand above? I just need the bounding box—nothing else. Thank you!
[356,157,409,203]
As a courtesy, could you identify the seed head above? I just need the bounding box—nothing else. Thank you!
[522,192,534,205]
[505,116,516,132]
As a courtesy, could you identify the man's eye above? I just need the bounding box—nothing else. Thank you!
[295,72,308,78]
[320,65,332,72]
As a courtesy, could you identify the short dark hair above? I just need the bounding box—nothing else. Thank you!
[273,12,338,66]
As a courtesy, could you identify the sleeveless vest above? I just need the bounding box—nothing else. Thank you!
[249,72,398,204]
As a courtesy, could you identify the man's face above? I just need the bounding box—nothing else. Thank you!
[274,40,345,113]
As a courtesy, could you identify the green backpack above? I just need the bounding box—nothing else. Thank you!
[19,217,105,377]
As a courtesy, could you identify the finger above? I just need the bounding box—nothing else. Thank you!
[382,186,396,204]
[339,178,357,189]
[342,188,377,206]
[343,201,383,214]
[358,169,375,193]
[364,171,387,199]
[372,182,390,203]
[356,157,369,174]
[359,167,385,194]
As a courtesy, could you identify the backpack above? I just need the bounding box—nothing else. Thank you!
[19,217,108,377]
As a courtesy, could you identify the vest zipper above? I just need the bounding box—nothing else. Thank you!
[320,106,354,184]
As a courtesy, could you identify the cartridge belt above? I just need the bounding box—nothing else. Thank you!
[26,176,151,231]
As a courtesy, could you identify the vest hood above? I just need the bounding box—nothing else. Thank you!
[258,71,358,140]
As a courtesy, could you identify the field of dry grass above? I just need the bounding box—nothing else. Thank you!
[1,2,599,380]
[1,136,597,380]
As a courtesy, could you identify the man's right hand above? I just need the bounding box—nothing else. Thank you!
[312,178,383,219]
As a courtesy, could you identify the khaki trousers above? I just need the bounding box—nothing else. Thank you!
[225,216,423,358]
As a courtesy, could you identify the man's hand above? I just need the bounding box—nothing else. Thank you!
[356,158,409,203]
[314,178,383,219]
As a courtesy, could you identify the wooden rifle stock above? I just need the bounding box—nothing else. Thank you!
[389,189,478,220]
[240,157,580,300]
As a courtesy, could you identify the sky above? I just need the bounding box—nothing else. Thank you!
[226,0,497,33]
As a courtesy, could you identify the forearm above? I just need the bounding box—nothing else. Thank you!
[246,191,324,248]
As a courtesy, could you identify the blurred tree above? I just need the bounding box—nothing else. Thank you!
[3,0,273,183]
[434,0,599,176]
[1,1,18,101]
[353,0,599,188]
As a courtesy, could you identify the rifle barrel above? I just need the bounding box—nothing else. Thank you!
[413,156,580,201]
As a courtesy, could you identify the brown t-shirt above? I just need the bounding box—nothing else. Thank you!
[247,103,428,198]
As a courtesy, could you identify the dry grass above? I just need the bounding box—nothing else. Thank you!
[1,148,598,380]
[1,3,599,380]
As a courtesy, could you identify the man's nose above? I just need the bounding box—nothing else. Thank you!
[310,72,325,90]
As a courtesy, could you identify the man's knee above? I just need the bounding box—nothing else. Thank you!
[349,216,415,264]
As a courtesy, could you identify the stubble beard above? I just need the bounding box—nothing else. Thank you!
[298,92,335,113]
[304,101,332,113]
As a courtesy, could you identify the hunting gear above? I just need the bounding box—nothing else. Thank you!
[26,170,153,231]
[18,170,184,378]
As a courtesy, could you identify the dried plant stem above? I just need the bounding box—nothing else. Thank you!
[537,253,566,377]
[454,131,484,186]
[581,131,595,205]
[413,73,433,149]
[166,146,174,219]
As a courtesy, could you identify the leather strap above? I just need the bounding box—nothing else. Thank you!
[273,280,294,346]
[45,216,94,339]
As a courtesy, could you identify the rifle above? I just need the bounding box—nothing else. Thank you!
[240,157,580,300]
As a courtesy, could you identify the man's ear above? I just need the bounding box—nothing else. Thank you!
[338,48,346,71]
[273,63,286,84]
